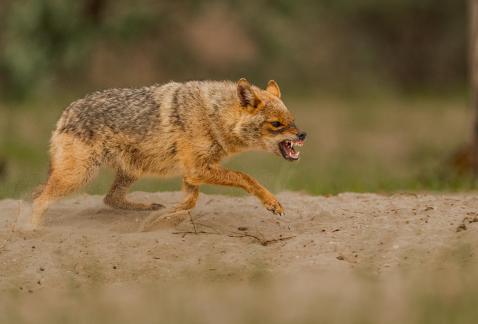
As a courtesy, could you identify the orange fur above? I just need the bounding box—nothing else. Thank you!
[31,78,306,227]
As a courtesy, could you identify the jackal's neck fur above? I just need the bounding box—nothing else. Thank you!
[152,81,265,159]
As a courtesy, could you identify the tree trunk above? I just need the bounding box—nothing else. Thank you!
[452,0,478,173]
[471,0,478,154]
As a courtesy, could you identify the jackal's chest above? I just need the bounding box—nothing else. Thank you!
[138,147,181,176]
[112,141,181,177]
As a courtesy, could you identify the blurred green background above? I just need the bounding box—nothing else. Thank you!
[0,0,473,198]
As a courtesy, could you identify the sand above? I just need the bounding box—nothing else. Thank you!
[1,191,478,292]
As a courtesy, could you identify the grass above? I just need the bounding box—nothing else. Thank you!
[0,92,475,199]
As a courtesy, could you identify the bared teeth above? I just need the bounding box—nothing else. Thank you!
[292,140,304,147]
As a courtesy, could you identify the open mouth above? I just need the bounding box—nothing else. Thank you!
[279,139,304,161]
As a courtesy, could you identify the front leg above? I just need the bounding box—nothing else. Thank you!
[186,165,284,215]
[175,178,199,211]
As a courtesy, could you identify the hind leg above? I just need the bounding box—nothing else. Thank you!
[31,136,99,227]
[31,171,95,227]
[104,170,164,211]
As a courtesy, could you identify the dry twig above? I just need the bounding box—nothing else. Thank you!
[172,230,221,238]
[228,232,296,246]
[170,212,295,246]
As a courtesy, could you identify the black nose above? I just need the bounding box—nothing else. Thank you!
[297,131,307,141]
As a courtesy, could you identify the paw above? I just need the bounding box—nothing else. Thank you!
[173,200,197,212]
[263,198,284,216]
[106,199,164,211]
[150,203,165,210]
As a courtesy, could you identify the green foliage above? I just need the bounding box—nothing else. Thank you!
[0,0,156,100]
[1,1,89,99]
[0,0,467,101]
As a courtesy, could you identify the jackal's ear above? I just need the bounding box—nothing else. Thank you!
[266,80,281,98]
[237,78,260,109]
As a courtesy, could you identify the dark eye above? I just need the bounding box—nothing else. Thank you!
[271,121,283,128]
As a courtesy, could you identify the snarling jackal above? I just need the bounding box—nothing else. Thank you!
[31,79,306,227]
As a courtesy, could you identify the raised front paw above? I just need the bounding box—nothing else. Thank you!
[263,197,284,216]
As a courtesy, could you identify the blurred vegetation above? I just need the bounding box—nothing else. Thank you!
[0,0,467,99]
[0,0,473,197]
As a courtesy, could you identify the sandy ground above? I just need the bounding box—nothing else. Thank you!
[1,191,478,292]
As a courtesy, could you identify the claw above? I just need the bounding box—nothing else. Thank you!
[265,200,284,216]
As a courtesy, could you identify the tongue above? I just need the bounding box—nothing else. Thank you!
[287,146,299,159]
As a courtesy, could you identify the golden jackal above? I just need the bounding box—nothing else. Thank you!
[31,78,306,227]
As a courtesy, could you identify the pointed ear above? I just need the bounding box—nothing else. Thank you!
[266,80,281,98]
[237,78,259,109]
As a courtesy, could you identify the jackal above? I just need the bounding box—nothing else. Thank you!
[31,78,306,227]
